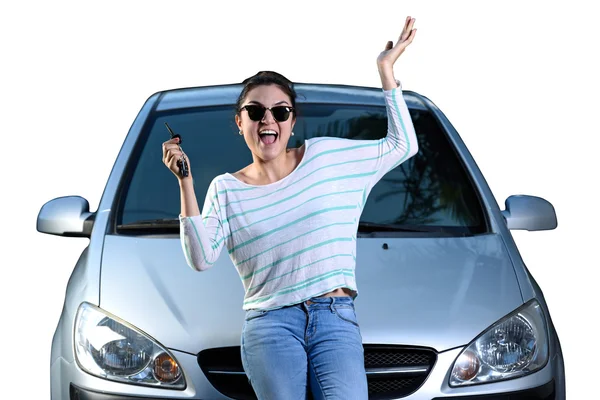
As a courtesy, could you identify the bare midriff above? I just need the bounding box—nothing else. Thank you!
[319,287,352,298]
[305,288,352,305]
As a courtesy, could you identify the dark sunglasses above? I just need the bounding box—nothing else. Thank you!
[240,104,295,122]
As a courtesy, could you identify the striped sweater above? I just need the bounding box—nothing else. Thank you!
[180,86,418,310]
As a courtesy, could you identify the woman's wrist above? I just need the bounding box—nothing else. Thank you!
[377,63,398,90]
[178,175,194,189]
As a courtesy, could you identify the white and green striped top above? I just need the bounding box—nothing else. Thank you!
[180,86,418,310]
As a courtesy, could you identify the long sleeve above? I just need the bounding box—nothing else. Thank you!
[365,83,419,188]
[307,83,419,191]
[179,179,225,271]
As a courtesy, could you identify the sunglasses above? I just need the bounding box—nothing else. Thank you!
[240,104,295,122]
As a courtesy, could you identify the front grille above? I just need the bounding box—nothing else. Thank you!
[369,377,418,394]
[198,345,436,399]
[365,347,432,367]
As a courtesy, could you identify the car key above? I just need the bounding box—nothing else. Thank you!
[165,122,189,178]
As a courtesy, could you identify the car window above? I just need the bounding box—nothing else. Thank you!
[116,103,487,234]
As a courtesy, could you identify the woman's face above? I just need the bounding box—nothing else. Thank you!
[236,84,295,163]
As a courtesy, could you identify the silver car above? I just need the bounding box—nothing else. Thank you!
[39,83,565,399]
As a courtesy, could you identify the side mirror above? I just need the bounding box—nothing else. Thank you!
[501,195,557,231]
[37,196,95,237]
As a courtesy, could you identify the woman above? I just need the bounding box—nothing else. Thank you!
[162,16,418,400]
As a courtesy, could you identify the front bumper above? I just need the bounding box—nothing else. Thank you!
[70,380,554,400]
[431,380,554,399]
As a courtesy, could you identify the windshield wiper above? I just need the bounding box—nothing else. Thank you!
[117,218,180,231]
[358,222,465,235]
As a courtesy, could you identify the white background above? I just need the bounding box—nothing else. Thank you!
[2,0,598,398]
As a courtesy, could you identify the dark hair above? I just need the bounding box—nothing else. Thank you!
[235,71,297,117]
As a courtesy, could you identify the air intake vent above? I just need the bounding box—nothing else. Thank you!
[198,345,436,399]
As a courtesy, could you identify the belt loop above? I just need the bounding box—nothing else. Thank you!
[330,296,336,313]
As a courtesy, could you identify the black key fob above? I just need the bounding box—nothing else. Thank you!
[178,158,189,178]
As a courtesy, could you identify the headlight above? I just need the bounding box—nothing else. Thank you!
[74,302,185,389]
[450,299,548,386]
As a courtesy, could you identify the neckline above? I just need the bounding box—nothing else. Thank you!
[225,139,311,188]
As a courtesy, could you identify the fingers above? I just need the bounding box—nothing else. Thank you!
[408,28,417,43]
[164,148,184,163]
[165,153,176,169]
[166,152,187,177]
[162,138,181,153]
[162,143,182,160]
[400,17,416,42]
[402,16,411,36]
[163,137,180,147]
[402,28,417,48]
[162,139,185,166]
[376,16,416,71]
[391,17,416,56]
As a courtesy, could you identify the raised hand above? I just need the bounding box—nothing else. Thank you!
[377,16,416,90]
[162,137,192,180]
[377,16,416,71]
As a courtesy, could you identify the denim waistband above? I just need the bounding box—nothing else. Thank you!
[306,296,354,305]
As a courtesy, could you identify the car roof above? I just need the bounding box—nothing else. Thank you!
[155,83,429,111]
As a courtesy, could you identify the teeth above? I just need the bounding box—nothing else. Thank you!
[259,130,277,135]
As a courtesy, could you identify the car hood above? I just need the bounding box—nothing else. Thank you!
[100,233,522,353]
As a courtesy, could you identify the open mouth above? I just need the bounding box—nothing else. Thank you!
[259,129,278,145]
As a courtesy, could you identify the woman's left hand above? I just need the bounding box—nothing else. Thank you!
[377,16,416,73]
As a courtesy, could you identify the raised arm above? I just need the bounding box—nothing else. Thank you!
[162,137,225,271]
[305,18,419,190]
[366,17,419,185]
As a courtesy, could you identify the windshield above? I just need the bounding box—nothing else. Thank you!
[115,103,487,236]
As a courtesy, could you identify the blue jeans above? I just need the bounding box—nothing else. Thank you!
[241,296,368,400]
